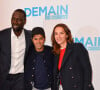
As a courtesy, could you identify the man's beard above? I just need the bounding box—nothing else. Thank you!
[12,26,23,32]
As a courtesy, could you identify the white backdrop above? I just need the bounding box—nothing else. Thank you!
[0,0,100,89]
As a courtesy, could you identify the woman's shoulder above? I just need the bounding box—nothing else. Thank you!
[73,42,88,53]
[71,42,84,48]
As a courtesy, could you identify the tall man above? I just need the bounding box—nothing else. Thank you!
[0,9,32,90]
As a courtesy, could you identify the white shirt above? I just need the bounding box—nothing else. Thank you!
[9,29,26,74]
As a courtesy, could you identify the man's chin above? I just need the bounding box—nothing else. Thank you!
[36,46,43,50]
[13,27,23,32]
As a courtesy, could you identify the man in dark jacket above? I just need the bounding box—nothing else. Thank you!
[0,9,32,90]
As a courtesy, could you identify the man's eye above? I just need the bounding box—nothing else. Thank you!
[40,38,43,40]
[34,38,37,40]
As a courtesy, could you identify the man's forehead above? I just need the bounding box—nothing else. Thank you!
[33,34,45,38]
[12,11,24,16]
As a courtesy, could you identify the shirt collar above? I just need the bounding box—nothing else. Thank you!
[11,28,24,38]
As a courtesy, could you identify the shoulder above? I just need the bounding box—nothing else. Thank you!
[24,29,32,39]
[73,42,84,47]
[24,29,31,32]
[0,28,11,34]
[74,42,86,49]
[24,29,31,35]
[73,43,88,54]
[44,45,53,54]
[44,45,53,50]
[0,28,11,39]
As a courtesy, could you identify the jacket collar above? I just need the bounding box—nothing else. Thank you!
[57,43,74,71]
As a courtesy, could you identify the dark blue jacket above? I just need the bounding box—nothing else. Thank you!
[53,43,94,90]
[24,45,54,90]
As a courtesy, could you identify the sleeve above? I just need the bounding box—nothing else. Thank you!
[77,43,94,90]
[24,45,33,90]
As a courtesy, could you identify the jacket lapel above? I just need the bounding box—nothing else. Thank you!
[60,43,73,70]
[54,55,59,73]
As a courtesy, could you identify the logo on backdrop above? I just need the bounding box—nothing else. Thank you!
[73,26,100,51]
[24,4,68,20]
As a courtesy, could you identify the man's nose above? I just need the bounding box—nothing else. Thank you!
[13,19,18,24]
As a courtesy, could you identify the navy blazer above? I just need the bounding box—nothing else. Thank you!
[0,28,32,89]
[53,43,94,90]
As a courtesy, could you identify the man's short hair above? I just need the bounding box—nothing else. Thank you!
[32,27,45,38]
[13,9,26,20]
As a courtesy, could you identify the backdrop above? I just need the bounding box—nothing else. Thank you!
[0,0,100,89]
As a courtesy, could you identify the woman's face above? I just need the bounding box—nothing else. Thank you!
[54,26,68,47]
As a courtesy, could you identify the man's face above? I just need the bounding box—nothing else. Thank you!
[32,34,45,51]
[11,11,26,32]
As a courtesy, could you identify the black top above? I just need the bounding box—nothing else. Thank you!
[33,51,49,89]
[24,45,54,90]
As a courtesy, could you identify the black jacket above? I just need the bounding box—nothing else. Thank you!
[24,45,54,90]
[53,43,94,90]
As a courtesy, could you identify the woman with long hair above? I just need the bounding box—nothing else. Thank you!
[51,23,94,90]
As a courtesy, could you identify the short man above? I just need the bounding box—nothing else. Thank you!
[0,9,32,90]
[25,27,54,90]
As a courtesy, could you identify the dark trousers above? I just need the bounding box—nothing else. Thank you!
[2,73,24,90]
